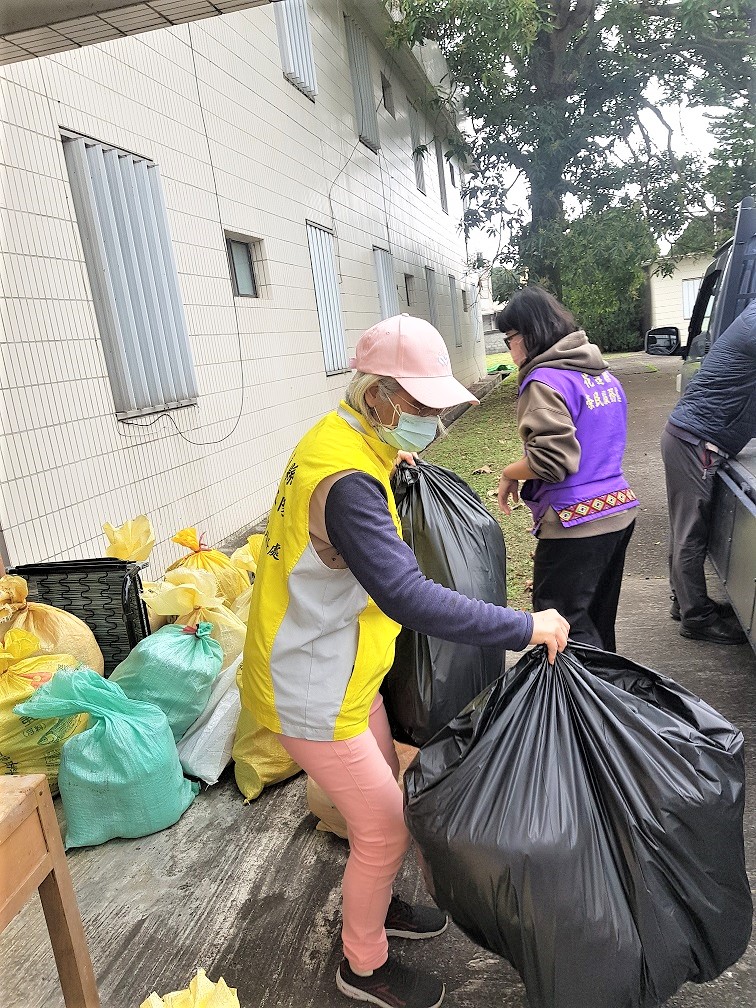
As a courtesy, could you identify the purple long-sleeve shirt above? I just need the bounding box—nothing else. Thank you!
[324,471,533,651]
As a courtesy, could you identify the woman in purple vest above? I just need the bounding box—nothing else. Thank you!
[495,286,638,651]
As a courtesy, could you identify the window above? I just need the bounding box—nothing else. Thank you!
[307,223,348,374]
[404,273,416,307]
[682,277,703,320]
[449,275,462,347]
[62,133,198,419]
[373,247,400,318]
[425,266,439,328]
[408,101,425,194]
[461,287,469,312]
[226,236,262,297]
[344,17,380,152]
[449,161,456,188]
[380,73,395,117]
[435,139,448,214]
[274,0,318,99]
[468,283,483,343]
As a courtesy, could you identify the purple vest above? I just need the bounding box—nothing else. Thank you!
[519,368,637,530]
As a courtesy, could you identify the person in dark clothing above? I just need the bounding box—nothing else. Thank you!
[661,298,756,644]
[495,287,637,651]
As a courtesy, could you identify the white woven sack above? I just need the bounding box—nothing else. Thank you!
[177,654,242,785]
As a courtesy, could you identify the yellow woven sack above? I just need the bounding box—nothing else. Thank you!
[0,628,86,786]
[166,528,249,606]
[0,575,104,676]
[142,570,246,670]
[140,968,239,1008]
[232,665,300,801]
[103,514,155,562]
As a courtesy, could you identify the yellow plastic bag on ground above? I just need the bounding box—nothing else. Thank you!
[233,660,300,800]
[103,515,155,562]
[0,575,104,676]
[0,628,86,787]
[166,528,249,606]
[229,533,264,577]
[142,570,246,670]
[229,534,264,624]
[140,968,239,1008]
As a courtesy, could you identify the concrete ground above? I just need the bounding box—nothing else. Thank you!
[2,354,754,1008]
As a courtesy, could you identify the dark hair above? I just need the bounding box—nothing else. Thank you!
[495,286,577,362]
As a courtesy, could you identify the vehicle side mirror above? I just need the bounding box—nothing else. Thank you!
[645,326,680,356]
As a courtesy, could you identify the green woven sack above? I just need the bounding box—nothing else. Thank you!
[15,666,198,849]
[110,622,222,741]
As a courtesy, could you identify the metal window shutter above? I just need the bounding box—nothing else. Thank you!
[449,275,462,347]
[344,17,380,151]
[425,266,439,328]
[373,247,399,319]
[274,0,318,100]
[307,223,348,374]
[435,139,448,213]
[409,102,425,192]
[63,137,198,417]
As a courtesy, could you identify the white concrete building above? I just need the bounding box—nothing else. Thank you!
[646,253,712,346]
[0,0,485,573]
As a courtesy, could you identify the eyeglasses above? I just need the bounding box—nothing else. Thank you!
[503,330,522,350]
[391,389,445,419]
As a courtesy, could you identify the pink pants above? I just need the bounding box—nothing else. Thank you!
[279,694,410,972]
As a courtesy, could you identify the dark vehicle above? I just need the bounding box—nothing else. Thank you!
[647,198,756,652]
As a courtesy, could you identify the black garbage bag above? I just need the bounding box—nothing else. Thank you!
[404,643,752,1008]
[382,459,508,746]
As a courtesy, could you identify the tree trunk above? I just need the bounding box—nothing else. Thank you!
[523,168,566,298]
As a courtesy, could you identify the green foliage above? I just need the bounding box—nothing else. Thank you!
[394,0,751,290]
[491,266,522,303]
[669,217,721,258]
[560,206,657,353]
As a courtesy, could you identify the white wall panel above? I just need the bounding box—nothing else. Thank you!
[0,2,484,570]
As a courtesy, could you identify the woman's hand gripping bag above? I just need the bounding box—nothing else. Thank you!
[142,570,246,670]
[166,528,249,607]
[383,460,509,745]
[0,574,104,676]
[15,667,199,849]
[404,644,752,1008]
[110,622,223,741]
[0,628,85,788]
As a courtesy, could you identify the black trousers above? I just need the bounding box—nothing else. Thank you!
[532,521,636,652]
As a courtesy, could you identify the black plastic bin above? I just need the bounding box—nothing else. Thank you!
[8,558,151,676]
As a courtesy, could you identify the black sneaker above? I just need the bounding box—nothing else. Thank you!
[384,896,448,939]
[336,956,444,1008]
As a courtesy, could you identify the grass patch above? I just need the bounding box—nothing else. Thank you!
[423,375,534,609]
[486,351,514,370]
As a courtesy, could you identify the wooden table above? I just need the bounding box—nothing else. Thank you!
[0,774,100,1007]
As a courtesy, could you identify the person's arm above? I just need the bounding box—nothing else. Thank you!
[324,472,533,651]
[499,382,580,514]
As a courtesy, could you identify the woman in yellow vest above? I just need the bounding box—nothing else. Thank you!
[242,314,569,1008]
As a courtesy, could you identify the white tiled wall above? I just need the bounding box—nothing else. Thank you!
[649,254,711,346]
[0,1,485,573]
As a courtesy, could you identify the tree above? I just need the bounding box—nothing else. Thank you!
[392,0,752,294]
[560,206,657,352]
[490,266,521,303]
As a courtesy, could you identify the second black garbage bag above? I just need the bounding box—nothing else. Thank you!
[404,643,752,1008]
[382,459,508,746]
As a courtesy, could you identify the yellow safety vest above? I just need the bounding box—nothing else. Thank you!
[241,402,402,741]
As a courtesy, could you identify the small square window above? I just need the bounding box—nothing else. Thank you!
[380,73,395,117]
[227,236,260,298]
[404,273,416,306]
[462,287,469,312]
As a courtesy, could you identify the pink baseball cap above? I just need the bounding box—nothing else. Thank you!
[349,314,479,408]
